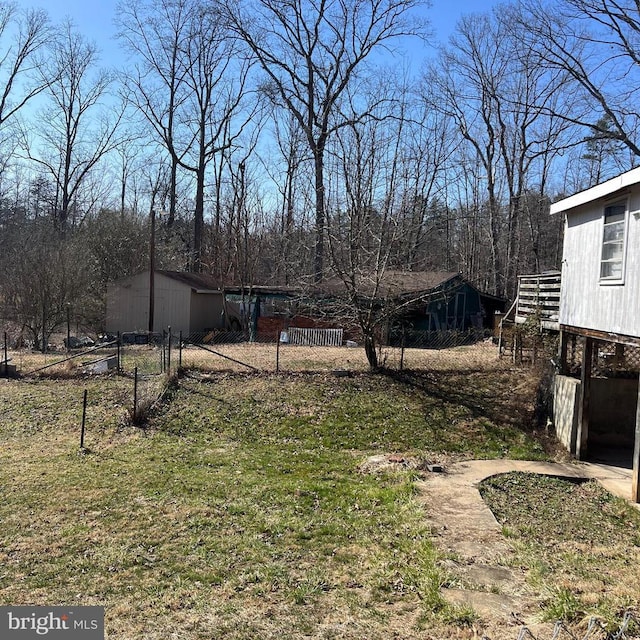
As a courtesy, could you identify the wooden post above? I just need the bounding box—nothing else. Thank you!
[167,326,172,374]
[80,389,88,449]
[558,329,568,375]
[576,337,593,460]
[3,331,7,377]
[632,375,640,503]
[179,331,183,370]
[133,366,138,420]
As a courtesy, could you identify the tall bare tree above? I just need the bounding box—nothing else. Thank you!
[177,3,255,272]
[518,0,640,165]
[0,2,51,128]
[429,8,568,297]
[116,0,193,226]
[21,21,122,231]
[224,0,429,282]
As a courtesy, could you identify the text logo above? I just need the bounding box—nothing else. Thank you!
[1,607,104,639]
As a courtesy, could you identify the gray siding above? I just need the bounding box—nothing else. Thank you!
[560,188,640,337]
[190,292,225,333]
[106,272,220,334]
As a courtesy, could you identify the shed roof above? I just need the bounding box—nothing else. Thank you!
[318,271,462,298]
[550,166,640,215]
[156,270,222,292]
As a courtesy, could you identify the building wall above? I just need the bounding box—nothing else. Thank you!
[154,274,192,333]
[106,272,155,333]
[106,272,191,334]
[560,188,640,337]
[189,292,225,334]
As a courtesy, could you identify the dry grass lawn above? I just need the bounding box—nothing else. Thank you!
[0,342,637,639]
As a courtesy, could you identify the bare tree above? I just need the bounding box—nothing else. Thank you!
[428,8,568,297]
[224,0,429,282]
[116,0,193,226]
[323,80,454,370]
[518,0,640,165]
[177,3,256,272]
[21,21,122,231]
[0,2,52,128]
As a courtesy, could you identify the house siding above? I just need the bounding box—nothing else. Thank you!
[560,188,640,338]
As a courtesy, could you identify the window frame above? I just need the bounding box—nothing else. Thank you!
[599,197,628,285]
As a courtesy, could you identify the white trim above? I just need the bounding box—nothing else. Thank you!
[550,166,640,214]
[599,198,628,286]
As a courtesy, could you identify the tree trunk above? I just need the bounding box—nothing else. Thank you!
[364,333,379,371]
[313,143,325,283]
[193,164,205,273]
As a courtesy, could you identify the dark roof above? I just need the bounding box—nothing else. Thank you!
[319,271,462,298]
[157,270,222,291]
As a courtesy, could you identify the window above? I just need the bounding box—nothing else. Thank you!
[600,200,627,281]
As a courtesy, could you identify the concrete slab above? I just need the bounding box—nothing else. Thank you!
[441,588,532,623]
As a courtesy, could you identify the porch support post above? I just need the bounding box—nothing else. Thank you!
[558,329,568,375]
[632,374,640,503]
[576,337,593,460]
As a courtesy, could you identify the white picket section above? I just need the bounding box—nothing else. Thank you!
[287,327,343,347]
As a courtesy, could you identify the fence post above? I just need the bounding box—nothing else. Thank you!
[80,389,88,449]
[167,326,172,374]
[133,366,138,420]
[117,332,121,372]
[42,303,46,354]
[3,331,7,378]
[179,331,183,370]
[276,331,280,373]
[400,329,405,372]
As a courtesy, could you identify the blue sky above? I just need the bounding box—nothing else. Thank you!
[41,0,500,62]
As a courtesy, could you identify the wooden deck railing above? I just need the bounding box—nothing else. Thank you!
[514,272,561,331]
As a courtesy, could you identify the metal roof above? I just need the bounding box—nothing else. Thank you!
[156,270,222,291]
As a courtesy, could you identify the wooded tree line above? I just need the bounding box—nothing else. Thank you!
[1,0,639,345]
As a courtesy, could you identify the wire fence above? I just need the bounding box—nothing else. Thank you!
[0,327,505,378]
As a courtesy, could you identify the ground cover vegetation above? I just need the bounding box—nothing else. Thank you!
[0,359,554,640]
[480,472,640,633]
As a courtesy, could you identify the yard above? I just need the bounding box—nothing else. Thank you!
[0,345,638,639]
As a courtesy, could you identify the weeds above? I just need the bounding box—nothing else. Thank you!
[480,472,640,623]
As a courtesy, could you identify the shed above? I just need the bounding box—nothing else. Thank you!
[550,167,640,501]
[106,270,240,336]
[316,271,505,342]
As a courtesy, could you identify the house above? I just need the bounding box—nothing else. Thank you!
[550,167,640,502]
[106,270,241,337]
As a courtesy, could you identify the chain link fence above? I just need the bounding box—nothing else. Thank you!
[1,326,506,379]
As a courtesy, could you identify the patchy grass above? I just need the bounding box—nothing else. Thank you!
[479,472,640,629]
[0,362,552,639]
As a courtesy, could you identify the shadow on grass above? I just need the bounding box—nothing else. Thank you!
[383,367,539,434]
